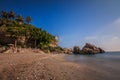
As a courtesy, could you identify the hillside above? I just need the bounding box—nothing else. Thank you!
[0,11,57,49]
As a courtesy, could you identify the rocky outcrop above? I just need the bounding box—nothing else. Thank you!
[98,47,105,53]
[0,33,26,46]
[63,48,73,54]
[82,43,102,54]
[73,46,80,54]
[73,43,105,54]
[0,44,23,53]
[49,36,59,47]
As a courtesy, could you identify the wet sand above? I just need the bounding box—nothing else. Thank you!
[0,50,119,80]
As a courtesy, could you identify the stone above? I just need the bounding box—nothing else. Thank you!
[73,43,105,54]
[63,48,73,54]
[81,43,105,54]
[73,46,80,54]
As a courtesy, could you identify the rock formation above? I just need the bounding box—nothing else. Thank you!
[73,43,105,54]
[73,46,80,54]
[63,48,73,54]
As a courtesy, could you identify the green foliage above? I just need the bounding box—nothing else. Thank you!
[15,15,24,23]
[0,10,55,48]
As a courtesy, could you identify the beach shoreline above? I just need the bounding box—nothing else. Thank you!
[0,49,119,80]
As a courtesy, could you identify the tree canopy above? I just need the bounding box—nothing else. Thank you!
[0,10,55,48]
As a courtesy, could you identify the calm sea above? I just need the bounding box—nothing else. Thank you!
[65,52,120,80]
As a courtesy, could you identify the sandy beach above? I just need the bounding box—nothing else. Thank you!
[0,49,81,80]
[0,49,119,80]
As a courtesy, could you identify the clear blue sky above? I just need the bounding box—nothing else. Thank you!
[0,0,120,51]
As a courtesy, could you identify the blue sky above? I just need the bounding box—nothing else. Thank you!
[0,0,120,51]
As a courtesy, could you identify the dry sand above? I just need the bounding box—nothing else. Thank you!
[0,49,119,80]
[0,49,82,80]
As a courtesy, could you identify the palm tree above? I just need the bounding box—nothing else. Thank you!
[25,16,32,24]
[0,11,8,19]
[15,15,24,24]
[32,28,39,47]
[0,18,7,26]
[8,11,15,20]
[8,27,21,47]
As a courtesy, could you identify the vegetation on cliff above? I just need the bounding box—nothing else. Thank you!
[0,11,55,48]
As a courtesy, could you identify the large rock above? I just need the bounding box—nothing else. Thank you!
[81,48,95,54]
[73,46,80,54]
[73,43,105,54]
[81,43,105,54]
[98,47,105,53]
[63,48,73,54]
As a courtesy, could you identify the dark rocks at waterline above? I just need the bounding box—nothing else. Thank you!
[73,43,105,54]
[98,47,105,53]
[63,48,73,54]
[82,43,104,54]
[73,46,81,54]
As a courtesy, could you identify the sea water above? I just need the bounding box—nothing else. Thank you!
[65,52,120,80]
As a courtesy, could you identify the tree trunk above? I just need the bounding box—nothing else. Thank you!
[15,40,17,48]
[34,40,36,48]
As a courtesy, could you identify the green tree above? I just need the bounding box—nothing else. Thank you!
[8,11,15,20]
[26,16,32,24]
[0,18,7,26]
[0,11,8,19]
[15,15,24,24]
[30,28,41,48]
[0,10,55,48]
